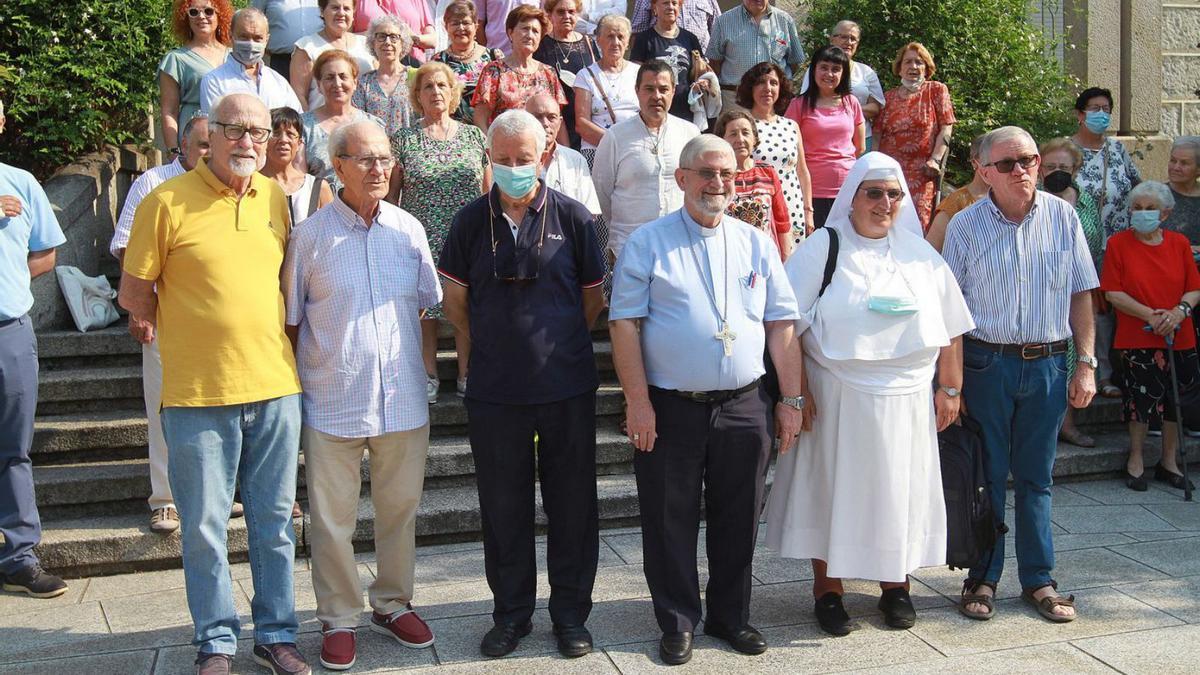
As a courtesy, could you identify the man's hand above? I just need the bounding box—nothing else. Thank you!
[128,316,155,344]
[0,195,22,218]
[1068,365,1096,409]
[626,399,657,452]
[934,389,961,431]
[774,402,802,454]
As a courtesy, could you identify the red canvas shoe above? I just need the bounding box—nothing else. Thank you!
[370,605,435,648]
[319,626,356,671]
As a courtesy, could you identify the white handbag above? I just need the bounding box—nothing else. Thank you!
[55,265,121,333]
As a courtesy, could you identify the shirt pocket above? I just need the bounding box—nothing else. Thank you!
[1041,251,1069,290]
[739,274,766,322]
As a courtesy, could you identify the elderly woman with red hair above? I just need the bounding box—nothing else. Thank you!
[874,41,955,231]
[160,0,233,148]
[470,5,567,131]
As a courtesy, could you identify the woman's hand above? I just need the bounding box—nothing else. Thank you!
[923,158,942,178]
[1150,307,1186,336]
[934,389,961,431]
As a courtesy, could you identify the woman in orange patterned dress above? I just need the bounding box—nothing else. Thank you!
[875,42,955,230]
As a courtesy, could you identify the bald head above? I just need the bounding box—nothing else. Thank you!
[330,119,389,159]
[232,7,268,35]
[211,93,270,129]
[524,92,563,151]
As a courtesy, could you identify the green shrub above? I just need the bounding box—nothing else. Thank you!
[0,1,178,179]
[802,0,1079,185]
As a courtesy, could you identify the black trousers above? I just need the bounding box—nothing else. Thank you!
[268,52,292,80]
[635,385,772,633]
[811,197,835,230]
[466,390,599,626]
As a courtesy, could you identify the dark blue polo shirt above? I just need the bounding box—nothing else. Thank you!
[438,181,606,405]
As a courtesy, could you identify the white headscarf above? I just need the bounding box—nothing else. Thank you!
[796,152,966,361]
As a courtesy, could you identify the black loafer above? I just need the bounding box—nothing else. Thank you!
[1125,469,1149,492]
[1154,463,1196,491]
[552,624,593,658]
[814,592,854,636]
[703,621,767,655]
[878,587,917,629]
[480,621,532,657]
[659,631,693,666]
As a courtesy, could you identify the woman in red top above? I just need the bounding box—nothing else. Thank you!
[470,6,568,132]
[874,42,955,231]
[1101,181,1200,492]
[716,110,792,259]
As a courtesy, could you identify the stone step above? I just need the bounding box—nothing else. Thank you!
[33,474,644,578]
[32,428,634,518]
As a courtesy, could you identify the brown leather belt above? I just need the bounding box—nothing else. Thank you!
[651,378,760,404]
[966,337,1069,360]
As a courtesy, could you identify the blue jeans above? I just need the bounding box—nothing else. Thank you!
[161,394,301,655]
[962,342,1067,589]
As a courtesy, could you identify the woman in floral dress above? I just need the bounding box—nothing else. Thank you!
[432,0,500,123]
[875,42,955,231]
[470,5,567,131]
[392,61,491,401]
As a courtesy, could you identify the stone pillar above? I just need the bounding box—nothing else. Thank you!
[1162,1,1200,138]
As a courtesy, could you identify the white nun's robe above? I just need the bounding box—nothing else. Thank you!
[764,152,975,582]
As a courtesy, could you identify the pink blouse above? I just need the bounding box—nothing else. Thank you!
[785,95,863,199]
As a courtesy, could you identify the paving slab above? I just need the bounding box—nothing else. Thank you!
[101,584,254,648]
[153,631,436,674]
[1004,532,1137,557]
[1123,530,1200,542]
[1072,623,1200,675]
[1108,536,1200,576]
[421,652,620,673]
[413,540,624,590]
[604,619,941,673]
[1058,479,1185,506]
[0,576,89,615]
[907,586,1181,658]
[83,566,185,601]
[1051,504,1176,534]
[0,650,156,675]
[1115,574,1200,623]
[0,600,110,664]
[1144,501,1200,530]
[850,641,1116,674]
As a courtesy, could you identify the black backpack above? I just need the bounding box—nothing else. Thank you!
[938,414,1007,570]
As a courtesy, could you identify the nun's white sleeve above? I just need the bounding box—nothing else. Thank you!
[783,228,832,334]
[933,255,975,339]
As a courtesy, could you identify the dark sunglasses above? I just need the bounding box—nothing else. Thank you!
[857,186,905,202]
[187,7,217,18]
[986,155,1039,174]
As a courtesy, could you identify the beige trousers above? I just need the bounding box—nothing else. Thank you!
[142,338,173,510]
[303,424,429,628]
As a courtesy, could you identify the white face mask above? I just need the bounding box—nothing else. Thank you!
[900,76,924,92]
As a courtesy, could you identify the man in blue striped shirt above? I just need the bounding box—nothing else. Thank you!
[942,126,1098,624]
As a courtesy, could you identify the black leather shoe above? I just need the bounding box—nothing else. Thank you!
[659,631,693,666]
[814,592,854,636]
[703,621,767,655]
[1154,463,1196,491]
[553,624,593,658]
[480,621,532,657]
[878,587,917,629]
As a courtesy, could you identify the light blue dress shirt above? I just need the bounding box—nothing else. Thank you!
[610,207,799,391]
[282,197,442,437]
[0,163,66,320]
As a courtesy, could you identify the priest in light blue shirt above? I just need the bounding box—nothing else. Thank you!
[609,134,802,665]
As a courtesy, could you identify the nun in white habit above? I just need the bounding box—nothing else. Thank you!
[764,151,974,636]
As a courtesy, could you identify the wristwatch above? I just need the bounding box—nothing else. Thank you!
[779,395,805,411]
[1077,354,1099,369]
[938,385,960,398]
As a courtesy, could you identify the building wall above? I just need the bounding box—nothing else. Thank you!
[1162,1,1200,137]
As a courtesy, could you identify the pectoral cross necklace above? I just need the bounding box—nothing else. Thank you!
[682,214,736,357]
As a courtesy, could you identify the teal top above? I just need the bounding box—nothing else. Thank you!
[159,47,227,145]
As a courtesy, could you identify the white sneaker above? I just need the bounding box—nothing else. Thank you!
[427,375,440,404]
[456,376,467,398]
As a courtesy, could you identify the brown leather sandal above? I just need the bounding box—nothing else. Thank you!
[958,578,996,620]
[1022,582,1076,623]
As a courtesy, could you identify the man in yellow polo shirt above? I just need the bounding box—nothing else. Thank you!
[118,93,310,675]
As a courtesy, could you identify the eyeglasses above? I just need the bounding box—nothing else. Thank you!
[490,205,547,282]
[187,7,216,18]
[1084,105,1112,113]
[832,33,860,44]
[985,154,1040,173]
[374,33,406,42]
[682,167,736,182]
[530,113,561,125]
[447,19,474,27]
[213,122,271,143]
[337,154,396,170]
[857,186,905,202]
[270,130,300,142]
[1041,163,1074,173]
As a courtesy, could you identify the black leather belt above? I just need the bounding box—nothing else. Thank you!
[967,337,1069,360]
[652,378,760,404]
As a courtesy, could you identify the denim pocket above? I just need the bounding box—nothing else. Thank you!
[963,345,995,372]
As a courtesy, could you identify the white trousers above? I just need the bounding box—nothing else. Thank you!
[143,338,173,510]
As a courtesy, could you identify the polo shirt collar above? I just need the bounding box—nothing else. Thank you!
[488,179,549,219]
[982,190,1041,227]
[330,191,379,231]
[194,158,259,198]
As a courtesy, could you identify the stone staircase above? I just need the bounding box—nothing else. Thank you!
[27,322,1132,578]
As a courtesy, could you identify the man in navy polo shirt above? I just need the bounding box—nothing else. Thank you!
[439,109,607,660]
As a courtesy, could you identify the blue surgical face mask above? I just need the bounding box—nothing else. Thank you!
[867,295,919,315]
[1130,209,1161,233]
[1084,110,1111,134]
[492,163,538,198]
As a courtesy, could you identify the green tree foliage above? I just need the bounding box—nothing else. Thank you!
[0,1,179,178]
[803,0,1079,184]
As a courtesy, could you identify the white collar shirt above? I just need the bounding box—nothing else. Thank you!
[546,145,601,216]
[111,159,186,257]
[199,54,304,115]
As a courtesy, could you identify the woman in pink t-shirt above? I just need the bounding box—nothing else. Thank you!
[785,45,865,229]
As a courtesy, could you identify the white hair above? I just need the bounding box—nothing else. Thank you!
[1172,136,1200,166]
[679,134,734,169]
[232,7,268,33]
[596,13,632,36]
[978,125,1036,165]
[486,109,546,158]
[1129,180,1176,211]
[328,119,387,159]
[832,20,861,36]
[366,15,413,59]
